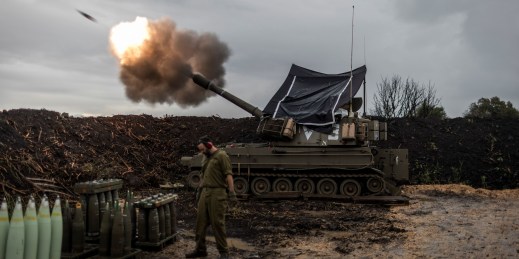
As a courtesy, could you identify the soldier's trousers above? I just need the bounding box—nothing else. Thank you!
[194,187,228,254]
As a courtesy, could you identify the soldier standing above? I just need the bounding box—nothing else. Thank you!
[186,136,237,259]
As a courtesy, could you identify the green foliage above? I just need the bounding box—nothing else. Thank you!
[481,175,487,188]
[464,96,519,118]
[414,161,442,184]
[426,141,438,151]
[449,161,464,183]
[416,104,447,119]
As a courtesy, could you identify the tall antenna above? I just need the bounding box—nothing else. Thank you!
[363,35,366,65]
[348,4,355,117]
[363,35,367,117]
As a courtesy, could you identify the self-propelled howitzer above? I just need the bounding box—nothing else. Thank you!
[182,69,408,198]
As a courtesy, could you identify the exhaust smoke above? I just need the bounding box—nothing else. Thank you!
[109,17,230,107]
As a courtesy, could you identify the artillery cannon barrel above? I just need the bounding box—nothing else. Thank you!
[192,73,263,118]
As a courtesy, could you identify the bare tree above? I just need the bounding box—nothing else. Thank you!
[401,78,424,118]
[373,76,402,118]
[371,75,443,119]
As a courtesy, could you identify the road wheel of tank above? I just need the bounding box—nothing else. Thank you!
[233,177,249,195]
[295,178,315,194]
[186,171,202,189]
[251,177,271,196]
[340,179,361,196]
[366,177,384,193]
[272,178,293,192]
[316,178,338,195]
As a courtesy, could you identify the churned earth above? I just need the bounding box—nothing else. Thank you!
[144,184,519,259]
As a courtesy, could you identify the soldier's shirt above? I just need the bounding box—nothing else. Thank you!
[201,149,233,188]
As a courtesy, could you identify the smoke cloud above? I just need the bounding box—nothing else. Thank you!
[111,18,231,107]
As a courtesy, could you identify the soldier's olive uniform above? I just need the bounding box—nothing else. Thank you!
[194,150,232,255]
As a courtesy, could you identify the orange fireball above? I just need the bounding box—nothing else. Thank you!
[109,17,150,65]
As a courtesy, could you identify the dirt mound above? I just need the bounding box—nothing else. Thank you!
[0,117,26,151]
[402,184,519,199]
[0,109,518,197]
[0,109,261,197]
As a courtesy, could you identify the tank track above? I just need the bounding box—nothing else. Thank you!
[233,169,389,197]
[187,168,400,198]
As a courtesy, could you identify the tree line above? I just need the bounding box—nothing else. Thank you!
[370,75,519,119]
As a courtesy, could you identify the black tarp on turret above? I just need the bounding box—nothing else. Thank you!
[263,64,366,133]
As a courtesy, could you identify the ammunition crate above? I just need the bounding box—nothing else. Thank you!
[134,193,178,251]
[74,179,124,240]
[133,193,178,209]
[74,179,123,194]
[134,234,177,250]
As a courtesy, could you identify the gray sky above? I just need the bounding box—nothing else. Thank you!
[1,0,518,118]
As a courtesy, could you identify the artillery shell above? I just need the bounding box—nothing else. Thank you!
[37,196,51,259]
[169,202,178,235]
[123,202,132,254]
[79,195,87,231]
[147,207,160,242]
[6,197,24,259]
[50,196,63,259]
[61,200,72,253]
[112,190,119,203]
[129,192,136,245]
[110,204,124,257]
[0,198,10,259]
[99,203,111,256]
[98,192,106,224]
[87,194,99,236]
[158,206,165,240]
[24,196,38,259]
[105,191,113,207]
[164,204,171,237]
[137,208,147,242]
[72,203,85,253]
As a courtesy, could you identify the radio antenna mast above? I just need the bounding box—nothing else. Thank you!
[363,35,367,117]
[348,4,355,117]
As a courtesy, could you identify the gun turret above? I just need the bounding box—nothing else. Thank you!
[191,73,263,118]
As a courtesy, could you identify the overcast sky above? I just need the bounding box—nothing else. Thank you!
[1,0,518,118]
